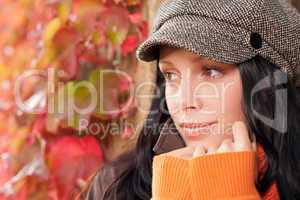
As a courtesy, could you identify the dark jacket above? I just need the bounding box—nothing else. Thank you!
[78,118,186,200]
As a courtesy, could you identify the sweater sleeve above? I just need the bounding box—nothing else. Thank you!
[189,151,261,200]
[151,151,261,200]
[151,155,192,200]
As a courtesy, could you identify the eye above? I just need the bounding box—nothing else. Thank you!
[204,67,224,79]
[162,71,179,82]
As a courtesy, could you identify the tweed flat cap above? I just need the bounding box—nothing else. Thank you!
[136,0,300,80]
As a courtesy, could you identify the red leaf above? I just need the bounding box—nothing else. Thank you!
[128,12,141,24]
[47,135,103,200]
[59,47,78,80]
[121,35,138,57]
[138,21,149,41]
[53,26,82,52]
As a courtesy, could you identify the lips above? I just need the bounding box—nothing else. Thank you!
[180,121,218,139]
[179,121,217,129]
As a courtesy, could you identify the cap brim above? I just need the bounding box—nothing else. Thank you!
[136,16,256,64]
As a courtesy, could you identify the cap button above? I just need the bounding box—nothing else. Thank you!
[250,32,262,49]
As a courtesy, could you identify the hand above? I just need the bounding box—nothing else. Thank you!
[163,121,256,159]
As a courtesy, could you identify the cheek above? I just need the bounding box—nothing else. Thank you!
[165,85,179,114]
[221,75,244,123]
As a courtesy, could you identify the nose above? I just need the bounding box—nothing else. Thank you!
[180,77,203,113]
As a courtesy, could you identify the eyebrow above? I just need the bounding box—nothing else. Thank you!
[158,60,173,66]
[191,56,205,63]
[159,56,205,66]
[159,58,207,73]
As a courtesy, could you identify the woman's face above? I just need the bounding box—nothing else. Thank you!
[159,46,247,150]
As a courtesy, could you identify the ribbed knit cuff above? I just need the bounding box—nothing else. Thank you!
[189,151,260,200]
[152,155,192,200]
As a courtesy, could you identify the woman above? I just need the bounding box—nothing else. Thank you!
[80,0,300,199]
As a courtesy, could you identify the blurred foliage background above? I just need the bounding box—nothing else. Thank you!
[0,0,151,199]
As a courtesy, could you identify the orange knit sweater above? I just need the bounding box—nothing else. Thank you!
[151,144,279,200]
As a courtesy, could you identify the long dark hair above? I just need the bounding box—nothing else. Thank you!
[102,55,300,199]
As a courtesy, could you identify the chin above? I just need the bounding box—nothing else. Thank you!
[183,132,234,148]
